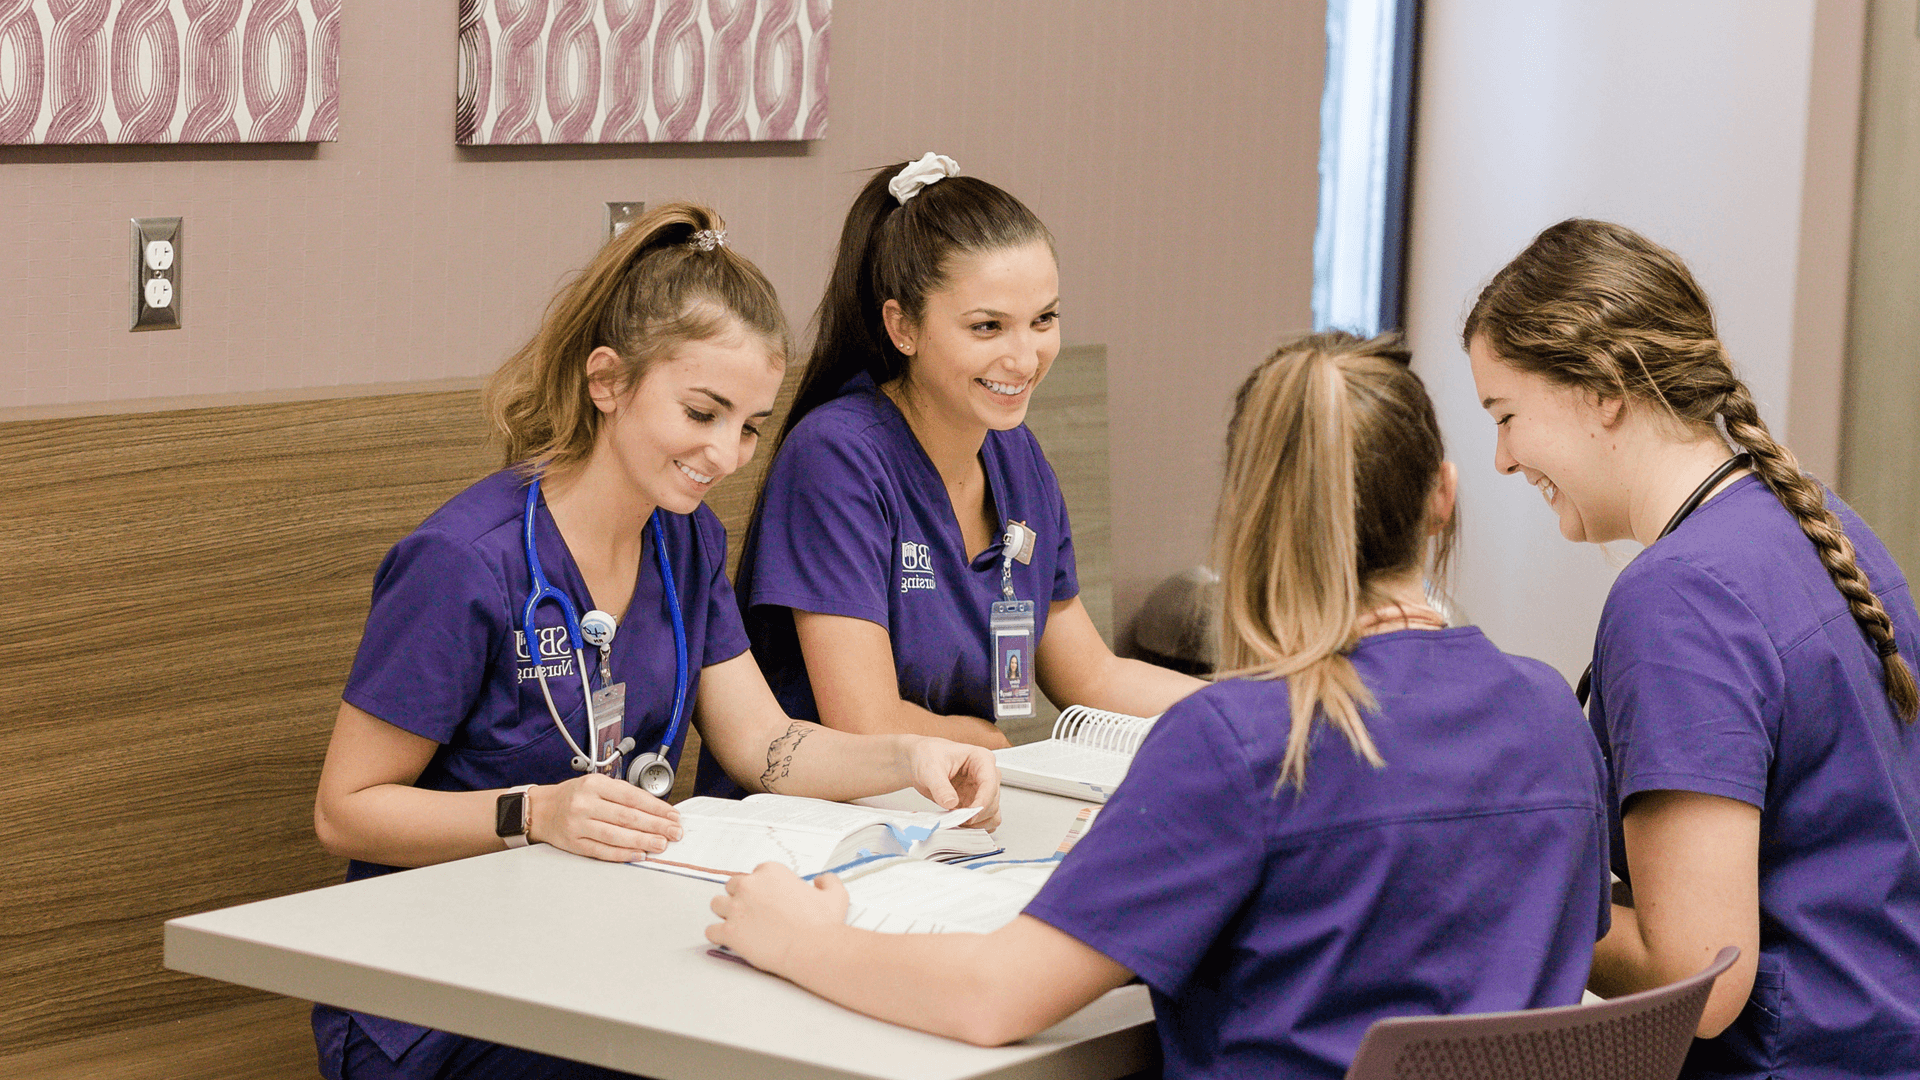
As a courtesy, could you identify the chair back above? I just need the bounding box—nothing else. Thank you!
[1344,946,1740,1080]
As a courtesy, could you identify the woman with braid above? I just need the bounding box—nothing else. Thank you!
[1468,219,1920,1078]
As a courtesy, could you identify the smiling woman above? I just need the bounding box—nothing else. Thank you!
[699,156,1206,797]
[306,202,1002,1080]
[1464,218,1920,1080]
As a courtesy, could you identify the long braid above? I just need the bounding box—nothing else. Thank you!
[1719,385,1918,722]
[1467,218,1918,726]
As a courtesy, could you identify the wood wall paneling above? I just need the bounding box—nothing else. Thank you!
[0,391,497,1076]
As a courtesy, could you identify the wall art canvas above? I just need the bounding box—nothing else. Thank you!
[0,0,340,144]
[457,0,828,145]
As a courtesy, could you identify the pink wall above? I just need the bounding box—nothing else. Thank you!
[0,1,1323,627]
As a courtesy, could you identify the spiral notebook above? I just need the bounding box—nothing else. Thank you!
[992,705,1159,803]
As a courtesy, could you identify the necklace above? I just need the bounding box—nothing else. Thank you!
[1354,601,1448,637]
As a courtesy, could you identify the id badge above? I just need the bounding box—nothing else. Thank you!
[990,600,1036,721]
[591,681,626,776]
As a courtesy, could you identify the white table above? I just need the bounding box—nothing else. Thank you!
[164,788,1155,1080]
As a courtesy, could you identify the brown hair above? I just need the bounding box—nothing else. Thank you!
[776,161,1055,449]
[483,201,790,475]
[1464,218,1916,722]
[1215,330,1457,789]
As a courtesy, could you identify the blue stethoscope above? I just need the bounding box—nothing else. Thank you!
[522,476,690,797]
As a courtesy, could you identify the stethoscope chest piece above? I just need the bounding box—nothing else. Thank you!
[627,751,676,798]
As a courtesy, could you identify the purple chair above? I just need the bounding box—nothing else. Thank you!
[1344,947,1740,1080]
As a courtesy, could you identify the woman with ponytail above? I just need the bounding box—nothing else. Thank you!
[705,154,1202,791]
[1467,218,1920,1077]
[309,203,999,1080]
[708,332,1610,1078]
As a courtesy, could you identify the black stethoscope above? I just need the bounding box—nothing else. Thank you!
[1575,453,1752,707]
[521,477,691,797]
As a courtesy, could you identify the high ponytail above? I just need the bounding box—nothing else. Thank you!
[776,159,1054,452]
[483,201,790,475]
[1465,218,1917,723]
[1215,331,1453,790]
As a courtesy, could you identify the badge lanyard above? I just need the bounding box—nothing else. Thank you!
[991,522,1038,721]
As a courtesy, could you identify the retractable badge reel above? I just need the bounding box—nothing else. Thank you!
[991,522,1039,722]
[579,610,631,778]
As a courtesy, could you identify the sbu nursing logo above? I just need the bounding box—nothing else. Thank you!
[515,627,576,683]
[900,541,936,593]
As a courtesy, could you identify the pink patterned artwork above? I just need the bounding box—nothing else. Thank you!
[457,0,828,145]
[0,0,339,144]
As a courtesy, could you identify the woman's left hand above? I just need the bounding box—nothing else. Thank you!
[708,864,848,976]
[905,737,1001,831]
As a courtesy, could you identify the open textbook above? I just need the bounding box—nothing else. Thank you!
[992,705,1160,802]
[637,794,1001,884]
[701,806,1103,965]
[839,805,1101,934]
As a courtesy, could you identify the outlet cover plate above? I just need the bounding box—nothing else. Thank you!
[606,202,645,239]
[131,217,181,331]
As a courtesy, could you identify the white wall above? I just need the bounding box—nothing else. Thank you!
[1404,0,1864,680]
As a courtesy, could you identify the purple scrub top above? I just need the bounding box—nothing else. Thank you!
[1025,627,1611,1080]
[697,371,1077,795]
[313,468,749,1079]
[1589,475,1920,1078]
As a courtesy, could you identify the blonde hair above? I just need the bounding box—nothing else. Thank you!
[483,202,791,475]
[1464,218,1917,723]
[1214,330,1455,790]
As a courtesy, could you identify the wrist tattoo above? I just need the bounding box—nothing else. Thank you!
[759,722,815,791]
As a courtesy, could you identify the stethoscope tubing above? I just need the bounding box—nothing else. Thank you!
[521,476,690,776]
[650,509,692,756]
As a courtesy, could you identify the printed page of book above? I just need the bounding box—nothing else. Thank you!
[644,815,855,881]
[843,859,1043,935]
[678,794,893,832]
[643,798,990,881]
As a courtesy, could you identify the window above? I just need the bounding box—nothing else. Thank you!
[1313,0,1422,336]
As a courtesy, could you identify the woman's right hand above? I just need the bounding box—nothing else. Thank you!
[528,773,684,862]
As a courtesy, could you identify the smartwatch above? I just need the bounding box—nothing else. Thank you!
[495,784,533,848]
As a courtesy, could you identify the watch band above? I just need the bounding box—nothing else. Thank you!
[497,784,533,848]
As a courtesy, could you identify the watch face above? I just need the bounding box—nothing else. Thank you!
[495,790,526,837]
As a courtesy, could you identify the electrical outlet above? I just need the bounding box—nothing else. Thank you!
[606,202,645,239]
[131,217,181,331]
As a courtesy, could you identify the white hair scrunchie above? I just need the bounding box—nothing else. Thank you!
[888,152,961,205]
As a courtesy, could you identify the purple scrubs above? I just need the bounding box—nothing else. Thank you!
[1025,627,1611,1080]
[312,469,749,1080]
[697,372,1077,794]
[1589,475,1920,1079]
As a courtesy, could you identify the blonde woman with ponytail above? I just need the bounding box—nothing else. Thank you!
[708,331,1611,1079]
[1468,218,1920,1078]
[308,204,998,1080]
